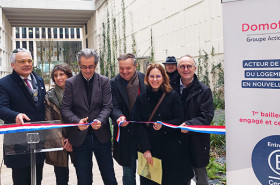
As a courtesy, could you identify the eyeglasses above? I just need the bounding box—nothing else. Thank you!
[13,48,25,53]
[80,65,96,70]
[179,65,193,70]
[149,75,162,79]
[16,59,33,65]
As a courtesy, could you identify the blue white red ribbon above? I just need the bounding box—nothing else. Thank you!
[0,121,96,135]
[116,121,225,142]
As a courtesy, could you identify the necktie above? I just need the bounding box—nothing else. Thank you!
[23,78,32,90]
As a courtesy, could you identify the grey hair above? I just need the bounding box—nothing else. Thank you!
[77,48,99,65]
[178,54,196,67]
[10,48,32,64]
[117,53,137,66]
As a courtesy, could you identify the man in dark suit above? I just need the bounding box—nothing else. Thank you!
[0,48,46,185]
[61,49,117,185]
[110,53,146,185]
[171,54,214,185]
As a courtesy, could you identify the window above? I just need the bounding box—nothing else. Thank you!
[22,41,27,49]
[59,28,63,39]
[71,28,74,38]
[65,28,69,38]
[85,23,88,35]
[76,28,80,39]
[16,27,20,38]
[29,28,33,38]
[42,28,46,38]
[48,28,51,38]
[16,41,20,49]
[22,27,26,38]
[35,28,39,38]
[29,41,33,57]
[53,28,58,38]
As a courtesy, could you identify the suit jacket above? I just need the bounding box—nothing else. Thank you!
[0,70,46,168]
[110,72,146,166]
[61,72,113,147]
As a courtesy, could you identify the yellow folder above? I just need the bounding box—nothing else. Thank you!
[137,152,162,184]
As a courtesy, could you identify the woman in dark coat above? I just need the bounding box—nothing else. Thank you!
[45,64,73,185]
[132,64,193,185]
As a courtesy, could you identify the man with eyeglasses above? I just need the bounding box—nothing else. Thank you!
[0,48,46,185]
[171,55,214,185]
[110,53,146,185]
[163,56,180,81]
[61,48,117,185]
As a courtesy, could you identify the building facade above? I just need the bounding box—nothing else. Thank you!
[0,8,13,78]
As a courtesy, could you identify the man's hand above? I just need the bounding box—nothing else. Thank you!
[143,150,153,166]
[63,139,72,152]
[78,117,89,131]
[91,119,102,130]
[153,122,162,130]
[117,116,129,127]
[180,122,189,133]
[15,113,30,125]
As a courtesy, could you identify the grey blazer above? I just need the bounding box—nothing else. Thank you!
[61,72,113,147]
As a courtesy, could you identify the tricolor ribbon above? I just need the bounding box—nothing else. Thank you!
[116,121,225,142]
[0,121,96,135]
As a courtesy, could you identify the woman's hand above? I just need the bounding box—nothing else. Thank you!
[143,150,153,166]
[153,122,162,131]
[63,139,72,152]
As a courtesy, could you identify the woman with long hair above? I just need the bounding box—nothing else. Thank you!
[133,64,193,185]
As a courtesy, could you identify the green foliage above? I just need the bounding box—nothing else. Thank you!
[100,22,106,75]
[208,110,226,184]
[33,66,42,77]
[112,16,117,78]
[121,0,126,53]
[211,111,225,148]
[150,28,154,62]
[197,47,225,110]
[197,49,210,86]
[106,7,111,77]
[207,156,226,184]
[211,61,225,109]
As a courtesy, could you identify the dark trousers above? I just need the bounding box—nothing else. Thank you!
[122,148,137,185]
[73,134,117,185]
[54,165,69,185]
[12,164,44,185]
[187,167,209,185]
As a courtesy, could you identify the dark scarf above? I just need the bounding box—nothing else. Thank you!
[54,85,64,108]
[167,69,179,81]
[126,72,139,115]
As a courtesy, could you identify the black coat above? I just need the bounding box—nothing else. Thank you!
[0,70,46,168]
[171,74,214,168]
[132,89,194,185]
[110,72,146,166]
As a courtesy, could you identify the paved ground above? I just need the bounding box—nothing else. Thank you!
[0,134,126,185]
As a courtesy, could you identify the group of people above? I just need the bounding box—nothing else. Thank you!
[0,48,214,185]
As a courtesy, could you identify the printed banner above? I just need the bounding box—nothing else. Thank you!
[222,0,280,184]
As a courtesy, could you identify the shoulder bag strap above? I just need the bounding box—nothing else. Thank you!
[148,92,166,122]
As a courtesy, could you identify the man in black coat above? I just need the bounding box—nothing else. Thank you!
[110,53,146,185]
[163,56,180,81]
[0,48,46,185]
[171,54,214,185]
